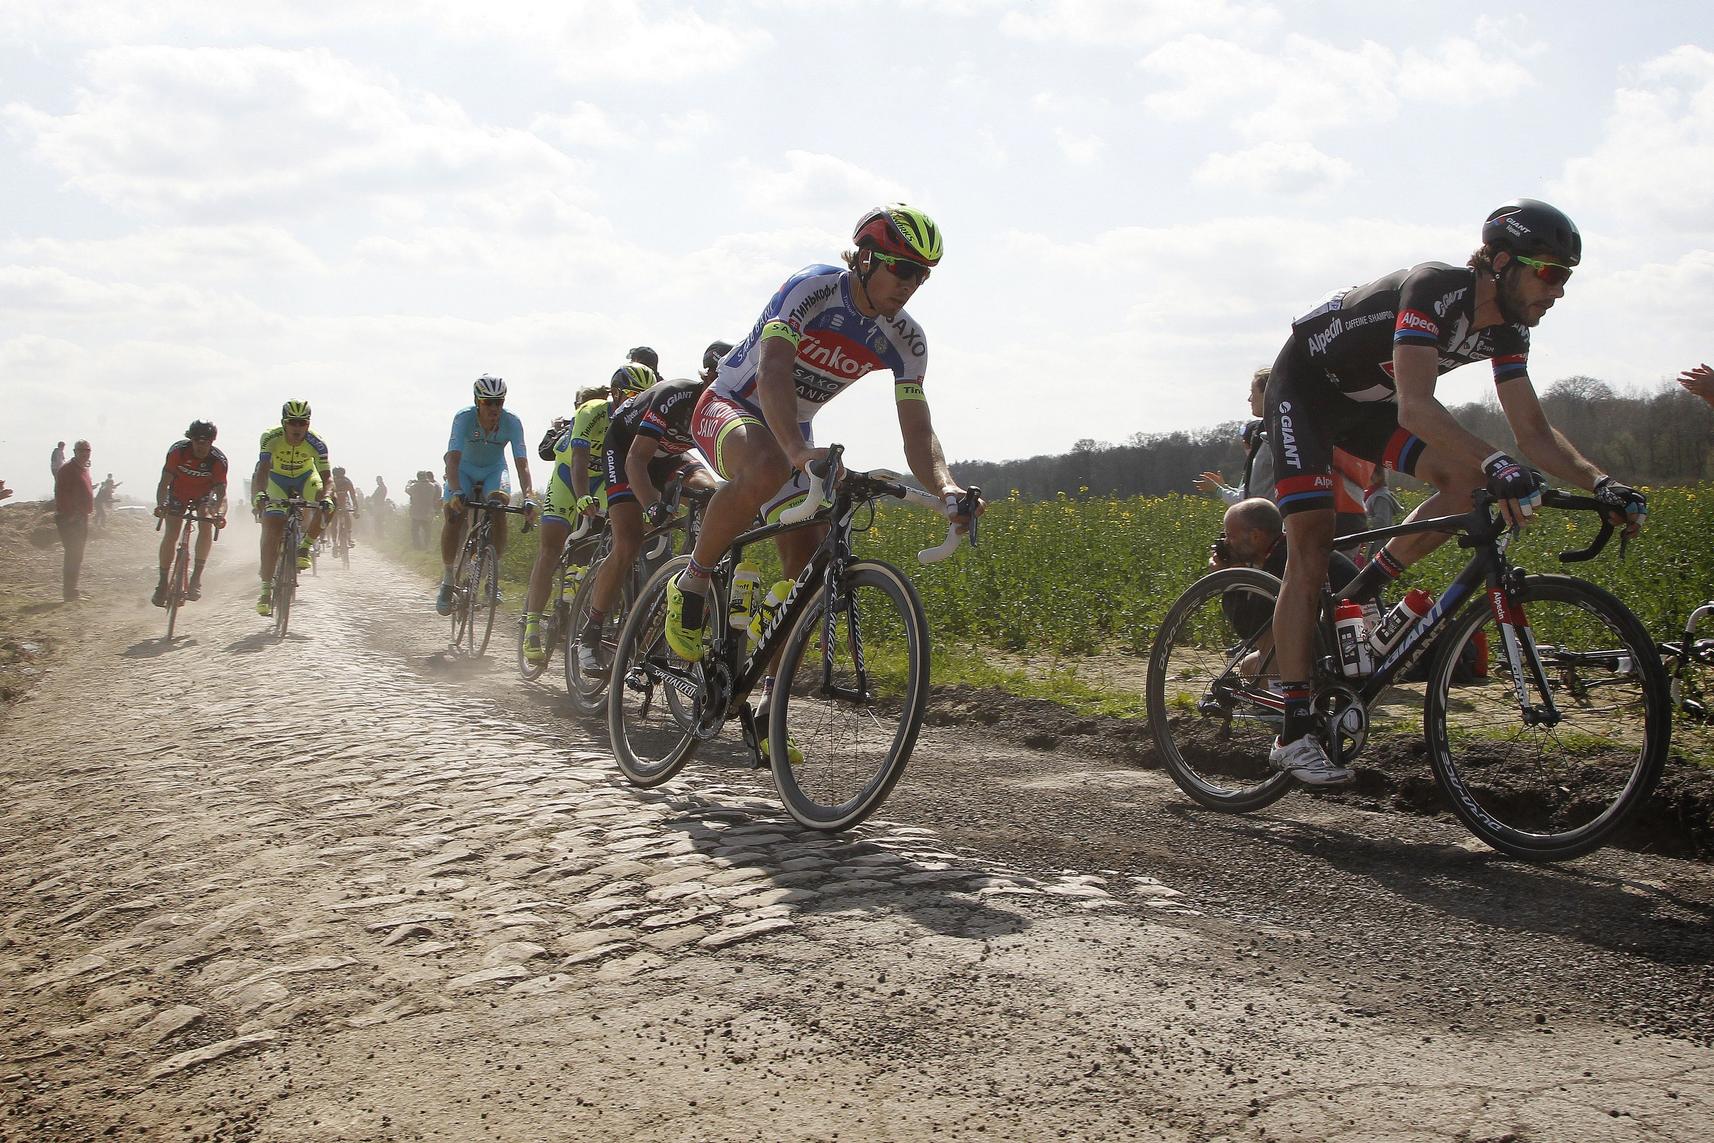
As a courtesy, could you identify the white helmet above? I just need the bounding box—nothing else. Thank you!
[474,374,507,400]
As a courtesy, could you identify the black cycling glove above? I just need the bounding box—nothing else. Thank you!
[1594,476,1647,526]
[643,502,671,526]
[1482,452,1542,516]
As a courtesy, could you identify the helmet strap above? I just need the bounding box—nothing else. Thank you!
[853,247,879,300]
[1493,256,1526,324]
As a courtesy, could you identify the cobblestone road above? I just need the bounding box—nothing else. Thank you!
[3,533,1711,1141]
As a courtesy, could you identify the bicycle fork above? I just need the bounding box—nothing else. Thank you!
[1488,583,1563,728]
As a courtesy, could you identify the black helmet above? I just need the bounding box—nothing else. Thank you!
[186,419,217,441]
[702,340,734,373]
[626,345,659,372]
[1482,199,1581,267]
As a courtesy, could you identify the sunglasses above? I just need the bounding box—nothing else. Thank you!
[1513,254,1573,287]
[869,249,931,283]
[477,398,505,407]
[284,418,309,427]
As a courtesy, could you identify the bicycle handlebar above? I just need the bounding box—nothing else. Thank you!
[778,445,978,564]
[1468,487,1620,563]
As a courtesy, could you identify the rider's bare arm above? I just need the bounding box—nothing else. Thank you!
[896,397,958,498]
[625,435,663,510]
[252,457,273,501]
[1393,345,1496,471]
[444,451,462,502]
[756,336,811,470]
[1494,377,1608,491]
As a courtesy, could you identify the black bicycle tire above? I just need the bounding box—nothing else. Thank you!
[607,556,700,786]
[474,543,499,657]
[165,541,188,640]
[1145,567,1296,813]
[273,523,297,640]
[769,561,930,831]
[564,547,616,714]
[1424,573,1670,861]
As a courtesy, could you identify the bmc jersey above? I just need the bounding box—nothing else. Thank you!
[162,439,230,502]
[611,378,708,456]
[712,264,928,422]
[258,426,330,479]
[1290,263,1530,402]
[447,406,527,469]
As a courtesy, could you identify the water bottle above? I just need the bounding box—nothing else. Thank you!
[1370,589,1434,658]
[747,579,795,650]
[728,561,762,630]
[1334,599,1373,678]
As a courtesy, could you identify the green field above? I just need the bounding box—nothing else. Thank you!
[379,484,1714,730]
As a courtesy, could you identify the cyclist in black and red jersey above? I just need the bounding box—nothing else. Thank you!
[1265,199,1648,786]
[152,420,229,606]
[572,342,728,675]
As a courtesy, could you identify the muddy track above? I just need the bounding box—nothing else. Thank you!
[3,521,1712,1141]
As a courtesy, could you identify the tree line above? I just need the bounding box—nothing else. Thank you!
[953,378,1714,500]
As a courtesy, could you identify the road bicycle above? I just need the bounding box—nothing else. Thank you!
[262,494,323,640]
[155,501,224,640]
[448,486,531,658]
[515,514,599,682]
[331,505,357,570]
[607,445,977,831]
[564,476,713,715]
[1145,487,1668,861]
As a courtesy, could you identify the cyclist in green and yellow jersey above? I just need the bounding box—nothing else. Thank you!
[252,398,334,616]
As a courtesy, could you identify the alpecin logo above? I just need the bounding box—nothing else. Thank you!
[1397,309,1438,336]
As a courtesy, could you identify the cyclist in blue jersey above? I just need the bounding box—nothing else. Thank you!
[1264,199,1648,786]
[437,374,537,615]
[665,204,982,681]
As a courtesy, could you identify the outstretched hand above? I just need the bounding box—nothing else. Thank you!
[1678,363,1714,409]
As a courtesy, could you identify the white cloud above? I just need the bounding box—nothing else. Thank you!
[3,226,326,281]
[4,46,581,221]
[1397,18,1539,104]
[532,103,632,151]
[1558,45,1714,234]
[1000,0,1280,46]
[729,151,913,226]
[1194,141,1352,197]
[1055,129,1105,166]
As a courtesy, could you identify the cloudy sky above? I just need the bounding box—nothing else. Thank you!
[3,1,1711,502]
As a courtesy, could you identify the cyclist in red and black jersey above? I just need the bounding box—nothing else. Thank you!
[152,420,229,606]
[1265,199,1648,786]
[572,343,726,675]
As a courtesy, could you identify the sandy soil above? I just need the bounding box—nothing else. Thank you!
[2,513,1712,1142]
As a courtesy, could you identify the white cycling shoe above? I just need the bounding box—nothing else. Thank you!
[1269,736,1355,787]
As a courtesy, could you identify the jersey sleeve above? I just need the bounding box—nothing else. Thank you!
[1392,266,1455,350]
[569,399,604,448]
[1490,325,1531,384]
[257,429,275,463]
[504,411,528,458]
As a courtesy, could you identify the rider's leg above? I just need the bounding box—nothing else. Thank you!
[683,425,792,595]
[158,515,180,576]
[586,502,643,637]
[526,518,569,618]
[754,523,828,717]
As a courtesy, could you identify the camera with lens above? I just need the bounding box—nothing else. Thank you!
[1211,534,1232,563]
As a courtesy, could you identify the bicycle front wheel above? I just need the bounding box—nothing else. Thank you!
[607,557,701,786]
[770,561,929,831]
[565,552,629,716]
[473,544,500,656]
[272,535,296,640]
[165,545,188,640]
[1145,568,1295,812]
[1425,574,1669,861]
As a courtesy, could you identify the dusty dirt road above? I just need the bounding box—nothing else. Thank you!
[3,518,1712,1142]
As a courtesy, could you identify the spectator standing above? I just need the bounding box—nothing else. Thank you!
[370,475,390,538]
[54,440,94,601]
[405,470,441,549]
[93,473,121,528]
[1,478,14,502]
[1195,367,1275,504]
[1366,469,1405,532]
[50,441,66,476]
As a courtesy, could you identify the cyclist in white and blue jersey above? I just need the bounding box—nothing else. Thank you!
[436,374,537,615]
[665,204,982,668]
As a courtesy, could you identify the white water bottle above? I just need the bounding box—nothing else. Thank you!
[728,561,762,630]
[1334,599,1372,678]
[747,579,794,650]
[1369,589,1434,658]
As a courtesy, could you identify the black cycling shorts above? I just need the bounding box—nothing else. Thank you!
[1264,336,1428,517]
[601,431,702,506]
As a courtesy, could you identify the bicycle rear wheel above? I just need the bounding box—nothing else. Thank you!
[1425,574,1669,861]
[1145,568,1295,812]
[566,551,636,716]
[607,557,701,786]
[770,561,929,831]
[473,543,499,656]
[449,546,476,651]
